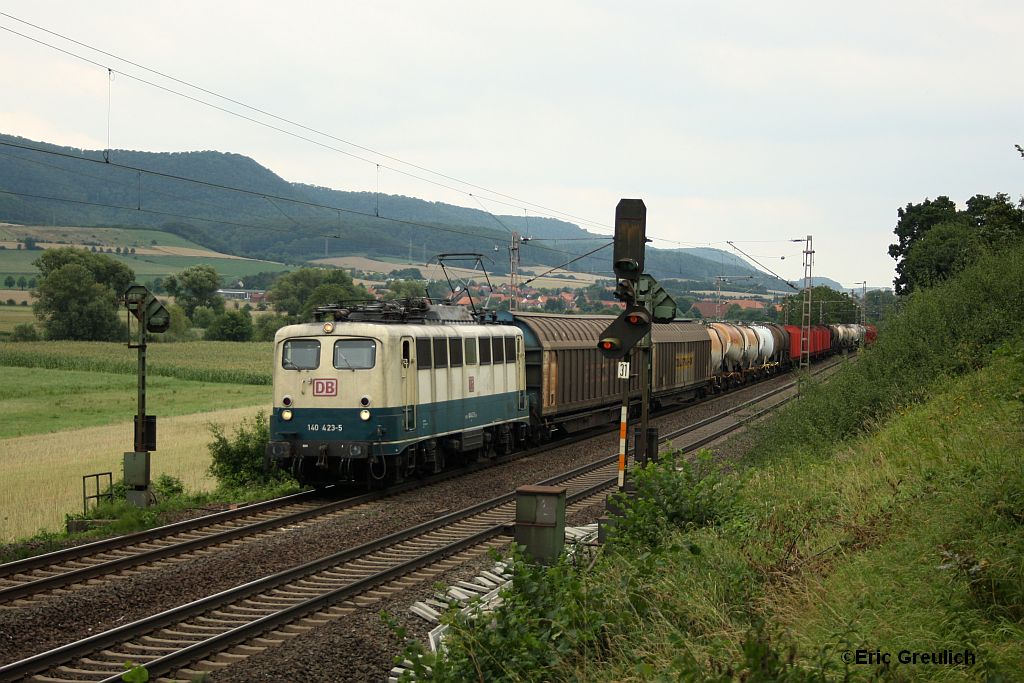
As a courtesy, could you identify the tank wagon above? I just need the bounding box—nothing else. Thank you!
[266,299,873,487]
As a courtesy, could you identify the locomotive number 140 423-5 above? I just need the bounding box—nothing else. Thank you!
[306,424,344,432]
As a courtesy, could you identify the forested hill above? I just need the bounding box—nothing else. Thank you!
[0,134,783,284]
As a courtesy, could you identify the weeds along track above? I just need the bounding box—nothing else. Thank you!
[0,355,845,607]
[0,357,846,682]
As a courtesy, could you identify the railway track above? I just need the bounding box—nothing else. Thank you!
[0,359,845,682]
[0,355,845,607]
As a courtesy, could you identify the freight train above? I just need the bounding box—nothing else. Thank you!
[265,299,874,486]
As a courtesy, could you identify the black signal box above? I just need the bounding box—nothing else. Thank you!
[613,199,646,280]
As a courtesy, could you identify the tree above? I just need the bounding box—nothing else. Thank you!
[164,265,224,317]
[778,286,859,325]
[383,279,427,301]
[3,275,13,288]
[191,305,216,328]
[888,193,1023,294]
[299,283,355,319]
[898,221,980,292]
[254,313,290,341]
[888,197,961,295]
[16,276,27,290]
[32,248,134,341]
[34,263,126,340]
[205,309,253,341]
[268,267,366,317]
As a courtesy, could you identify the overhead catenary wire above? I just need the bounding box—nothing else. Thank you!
[726,241,799,290]
[0,14,818,281]
[0,12,612,232]
[0,140,596,263]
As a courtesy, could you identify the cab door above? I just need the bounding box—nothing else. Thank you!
[401,336,417,431]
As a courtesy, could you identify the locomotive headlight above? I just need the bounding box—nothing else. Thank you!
[359,409,371,421]
[281,409,293,421]
[323,322,335,333]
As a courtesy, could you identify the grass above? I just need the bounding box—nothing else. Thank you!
[423,355,1024,681]
[0,304,36,334]
[0,404,267,543]
[1,340,274,384]
[0,366,269,438]
[0,225,207,248]
[0,248,290,282]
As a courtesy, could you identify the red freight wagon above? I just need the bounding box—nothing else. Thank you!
[783,324,832,359]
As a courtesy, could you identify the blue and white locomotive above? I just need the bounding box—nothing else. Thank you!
[266,299,530,486]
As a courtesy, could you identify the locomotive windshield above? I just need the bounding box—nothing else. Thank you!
[334,339,376,370]
[282,339,320,370]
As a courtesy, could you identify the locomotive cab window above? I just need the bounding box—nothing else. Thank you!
[333,339,376,370]
[282,339,320,370]
[492,336,505,364]
[504,336,516,362]
[465,338,478,365]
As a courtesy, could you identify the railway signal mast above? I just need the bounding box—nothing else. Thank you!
[598,199,676,489]
[122,285,171,508]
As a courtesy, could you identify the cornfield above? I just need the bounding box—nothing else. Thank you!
[1,341,273,385]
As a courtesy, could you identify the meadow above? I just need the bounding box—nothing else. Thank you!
[0,248,288,282]
[0,339,275,542]
[0,366,269,439]
[0,303,35,335]
[1,340,274,384]
[0,224,292,282]
[0,405,264,543]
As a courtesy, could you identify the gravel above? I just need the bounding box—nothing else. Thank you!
[0,372,799,675]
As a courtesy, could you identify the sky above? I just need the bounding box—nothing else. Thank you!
[1,1,1022,289]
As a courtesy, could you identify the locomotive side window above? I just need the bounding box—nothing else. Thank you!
[479,336,492,365]
[492,336,505,364]
[449,338,463,367]
[416,338,432,367]
[504,336,516,361]
[333,339,376,369]
[432,338,448,368]
[282,339,320,370]
[465,338,478,365]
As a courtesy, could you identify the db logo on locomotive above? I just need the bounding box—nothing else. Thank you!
[313,378,337,396]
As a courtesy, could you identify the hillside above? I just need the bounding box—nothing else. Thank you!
[0,134,795,286]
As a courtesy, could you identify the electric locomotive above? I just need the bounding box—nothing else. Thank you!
[266,299,529,486]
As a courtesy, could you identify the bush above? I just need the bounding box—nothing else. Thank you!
[205,310,254,341]
[758,241,1024,459]
[10,323,40,342]
[208,411,290,489]
[191,305,215,328]
[608,450,741,549]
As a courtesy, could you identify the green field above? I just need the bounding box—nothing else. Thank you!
[0,366,270,438]
[0,226,204,248]
[0,249,289,281]
[0,304,36,334]
[1,340,274,384]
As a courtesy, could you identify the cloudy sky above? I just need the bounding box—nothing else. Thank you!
[1,1,1021,288]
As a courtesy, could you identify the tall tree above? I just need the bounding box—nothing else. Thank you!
[164,264,224,317]
[268,267,366,317]
[889,193,1023,294]
[32,248,133,340]
[888,197,962,295]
